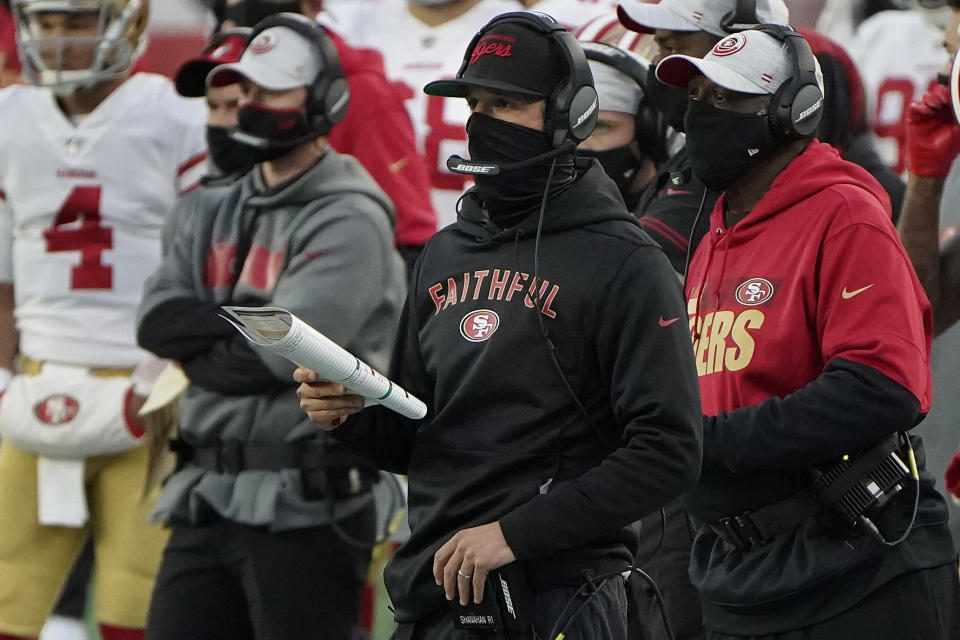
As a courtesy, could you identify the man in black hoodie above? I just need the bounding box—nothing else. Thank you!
[295,11,702,640]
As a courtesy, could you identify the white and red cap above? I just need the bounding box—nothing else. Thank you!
[208,26,321,91]
[656,29,822,95]
[617,0,789,37]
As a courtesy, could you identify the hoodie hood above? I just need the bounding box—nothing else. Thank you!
[708,141,891,239]
[240,147,396,228]
[325,27,380,79]
[456,159,636,243]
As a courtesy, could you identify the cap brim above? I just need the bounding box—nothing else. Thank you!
[656,55,770,95]
[175,59,216,97]
[617,3,697,34]
[208,59,303,92]
[423,77,544,98]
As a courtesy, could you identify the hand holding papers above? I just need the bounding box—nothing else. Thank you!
[220,306,427,420]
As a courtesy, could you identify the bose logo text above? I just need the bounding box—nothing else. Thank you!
[453,164,497,174]
[574,97,598,128]
[794,97,824,124]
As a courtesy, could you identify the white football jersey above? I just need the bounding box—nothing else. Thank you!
[848,10,947,173]
[320,0,522,228]
[524,0,615,30]
[0,73,207,367]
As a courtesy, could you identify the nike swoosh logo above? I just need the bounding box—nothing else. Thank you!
[666,188,692,196]
[388,157,409,173]
[659,316,680,327]
[841,284,874,299]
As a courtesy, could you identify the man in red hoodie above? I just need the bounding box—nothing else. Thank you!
[656,25,959,640]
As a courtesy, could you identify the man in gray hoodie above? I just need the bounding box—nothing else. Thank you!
[136,13,406,640]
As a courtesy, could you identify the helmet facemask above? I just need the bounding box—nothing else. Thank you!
[12,0,148,95]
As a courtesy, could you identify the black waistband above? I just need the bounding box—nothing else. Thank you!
[172,438,312,474]
[710,491,822,552]
[171,438,378,500]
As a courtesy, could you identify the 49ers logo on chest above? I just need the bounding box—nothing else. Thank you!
[736,277,775,306]
[34,394,80,426]
[460,309,500,342]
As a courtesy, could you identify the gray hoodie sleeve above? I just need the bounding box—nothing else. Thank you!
[252,193,405,381]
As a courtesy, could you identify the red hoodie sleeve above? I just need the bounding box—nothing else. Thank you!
[325,35,437,248]
[816,198,933,412]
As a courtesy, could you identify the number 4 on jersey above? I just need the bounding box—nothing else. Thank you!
[43,185,113,290]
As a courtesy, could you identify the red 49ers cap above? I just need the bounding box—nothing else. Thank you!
[175,28,251,98]
[424,20,566,98]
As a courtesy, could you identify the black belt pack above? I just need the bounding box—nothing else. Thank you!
[172,438,378,501]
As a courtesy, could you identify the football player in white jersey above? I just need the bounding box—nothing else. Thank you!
[816,0,950,172]
[0,1,206,639]
[317,0,522,228]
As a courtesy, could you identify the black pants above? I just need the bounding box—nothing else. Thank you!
[630,500,704,640]
[145,505,374,640]
[706,561,960,640]
[52,539,93,618]
[391,575,629,640]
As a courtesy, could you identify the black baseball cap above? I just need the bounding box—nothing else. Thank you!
[424,21,566,98]
[175,28,252,98]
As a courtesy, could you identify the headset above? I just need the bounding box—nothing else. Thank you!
[455,11,599,149]
[244,12,350,137]
[718,1,823,139]
[579,41,669,164]
[720,0,761,33]
[751,24,824,140]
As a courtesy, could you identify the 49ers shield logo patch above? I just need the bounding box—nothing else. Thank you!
[736,277,775,306]
[34,394,80,425]
[460,309,500,342]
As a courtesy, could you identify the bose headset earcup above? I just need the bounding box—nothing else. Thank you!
[245,13,349,136]
[552,28,598,147]
[566,85,600,144]
[754,25,823,140]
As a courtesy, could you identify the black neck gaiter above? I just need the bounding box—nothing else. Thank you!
[206,125,258,177]
[232,104,315,164]
[646,62,690,133]
[684,100,778,191]
[465,112,575,224]
[577,143,647,209]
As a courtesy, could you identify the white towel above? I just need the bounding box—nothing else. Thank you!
[37,456,88,527]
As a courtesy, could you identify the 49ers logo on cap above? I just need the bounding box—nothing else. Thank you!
[470,34,514,65]
[712,33,747,57]
[249,32,278,55]
[34,394,80,426]
[460,309,500,342]
[736,277,774,306]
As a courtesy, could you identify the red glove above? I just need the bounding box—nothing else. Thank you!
[944,450,960,502]
[905,83,960,178]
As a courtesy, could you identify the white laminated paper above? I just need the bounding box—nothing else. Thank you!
[220,306,427,420]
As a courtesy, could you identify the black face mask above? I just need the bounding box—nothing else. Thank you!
[465,112,574,219]
[233,104,314,163]
[222,0,301,28]
[646,63,689,132]
[683,100,778,191]
[578,144,646,207]
[206,125,258,177]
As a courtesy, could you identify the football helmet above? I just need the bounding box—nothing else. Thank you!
[11,0,149,94]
